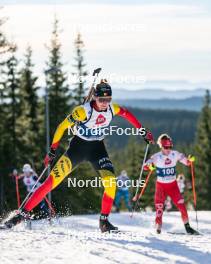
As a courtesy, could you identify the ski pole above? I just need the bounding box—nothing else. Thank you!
[131,169,153,217]
[130,144,149,218]
[133,169,153,201]
[44,196,56,216]
[29,160,55,217]
[15,175,21,208]
[84,67,102,103]
[190,161,198,230]
[18,166,48,211]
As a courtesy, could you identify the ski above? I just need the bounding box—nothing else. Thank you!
[167,231,202,236]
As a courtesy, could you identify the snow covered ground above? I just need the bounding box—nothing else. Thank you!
[1,211,211,264]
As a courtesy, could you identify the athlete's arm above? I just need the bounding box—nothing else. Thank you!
[112,103,154,143]
[112,103,142,128]
[177,151,195,166]
[44,105,87,167]
[17,173,25,179]
[51,105,87,149]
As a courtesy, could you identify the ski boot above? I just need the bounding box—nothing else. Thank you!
[99,214,118,233]
[184,223,199,235]
[3,209,30,229]
[156,223,162,234]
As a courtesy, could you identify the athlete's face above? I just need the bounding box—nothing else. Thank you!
[161,146,172,155]
[23,169,32,177]
[95,96,112,110]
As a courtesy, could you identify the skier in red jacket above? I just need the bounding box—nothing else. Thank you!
[144,133,198,235]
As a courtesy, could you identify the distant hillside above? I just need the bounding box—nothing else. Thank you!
[112,88,208,100]
[115,97,203,111]
[107,107,199,148]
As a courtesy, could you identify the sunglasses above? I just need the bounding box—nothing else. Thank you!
[97,97,112,103]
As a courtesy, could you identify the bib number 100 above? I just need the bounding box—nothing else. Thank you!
[162,168,175,176]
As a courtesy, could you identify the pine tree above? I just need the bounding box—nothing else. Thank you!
[195,90,211,209]
[125,137,144,179]
[3,45,20,168]
[0,9,14,214]
[0,10,11,150]
[17,46,41,167]
[0,8,11,124]
[42,18,81,214]
[0,44,25,212]
[72,32,88,105]
[45,17,72,138]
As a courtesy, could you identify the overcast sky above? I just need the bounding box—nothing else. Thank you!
[1,0,211,90]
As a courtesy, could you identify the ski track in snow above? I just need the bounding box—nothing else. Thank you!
[1,211,211,264]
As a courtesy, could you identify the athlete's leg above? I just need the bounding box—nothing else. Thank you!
[99,169,117,215]
[167,181,189,224]
[154,181,167,226]
[24,154,72,211]
[24,136,84,212]
[89,140,117,216]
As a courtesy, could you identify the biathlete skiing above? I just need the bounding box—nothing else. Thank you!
[143,133,198,235]
[2,78,154,232]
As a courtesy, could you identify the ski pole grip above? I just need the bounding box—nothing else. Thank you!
[93,67,102,76]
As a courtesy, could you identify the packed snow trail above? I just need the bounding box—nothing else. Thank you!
[1,211,211,264]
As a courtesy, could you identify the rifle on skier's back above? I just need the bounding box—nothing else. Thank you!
[84,68,101,103]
